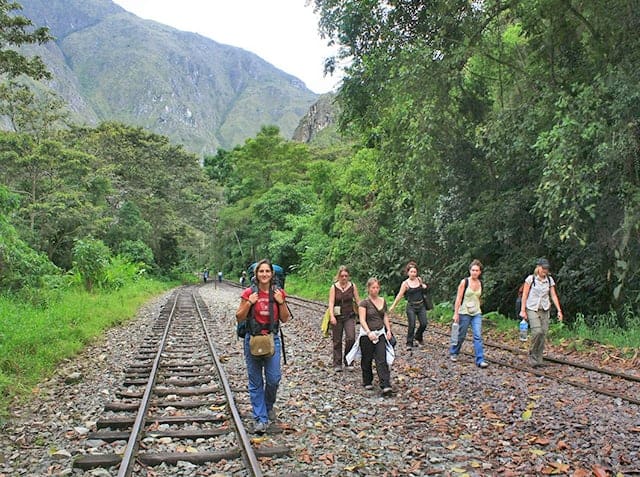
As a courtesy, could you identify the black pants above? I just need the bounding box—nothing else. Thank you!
[360,334,391,389]
[406,303,427,344]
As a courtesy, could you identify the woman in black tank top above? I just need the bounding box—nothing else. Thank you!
[389,261,429,350]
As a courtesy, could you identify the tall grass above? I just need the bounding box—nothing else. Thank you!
[0,278,171,416]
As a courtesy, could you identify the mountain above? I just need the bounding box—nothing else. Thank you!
[17,0,319,154]
[292,93,342,146]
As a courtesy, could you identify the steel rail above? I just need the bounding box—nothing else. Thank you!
[117,290,179,477]
[228,280,640,403]
[192,292,264,477]
[391,317,640,405]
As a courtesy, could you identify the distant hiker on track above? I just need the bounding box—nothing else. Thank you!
[202,267,209,283]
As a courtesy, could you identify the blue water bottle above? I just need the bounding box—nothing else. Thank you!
[519,319,529,341]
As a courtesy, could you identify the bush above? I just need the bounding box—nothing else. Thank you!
[71,238,111,291]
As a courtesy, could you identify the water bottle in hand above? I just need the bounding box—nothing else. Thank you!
[450,322,459,346]
[519,319,529,341]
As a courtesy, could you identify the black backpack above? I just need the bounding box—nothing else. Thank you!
[236,284,278,338]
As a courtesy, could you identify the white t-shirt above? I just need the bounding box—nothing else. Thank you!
[525,274,555,311]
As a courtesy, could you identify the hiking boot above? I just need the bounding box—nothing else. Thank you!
[450,354,458,362]
[382,387,393,396]
[254,421,268,434]
[334,366,343,372]
[345,364,355,371]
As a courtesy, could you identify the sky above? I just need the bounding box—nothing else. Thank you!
[111,0,341,94]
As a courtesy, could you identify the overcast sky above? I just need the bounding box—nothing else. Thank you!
[111,0,341,94]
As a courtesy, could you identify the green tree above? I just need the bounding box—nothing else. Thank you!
[312,0,640,319]
[0,1,52,80]
[0,184,59,291]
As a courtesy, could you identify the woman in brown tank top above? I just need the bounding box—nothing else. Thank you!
[328,265,361,372]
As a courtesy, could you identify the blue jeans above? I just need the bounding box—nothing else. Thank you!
[244,334,282,424]
[449,313,485,365]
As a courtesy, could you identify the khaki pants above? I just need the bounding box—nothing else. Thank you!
[526,308,549,364]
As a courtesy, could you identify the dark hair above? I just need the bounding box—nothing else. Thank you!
[254,258,275,286]
[405,260,418,274]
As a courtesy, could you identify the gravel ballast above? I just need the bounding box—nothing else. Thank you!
[1,283,638,476]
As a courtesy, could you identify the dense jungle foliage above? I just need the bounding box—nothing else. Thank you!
[1,0,639,334]
[211,0,640,327]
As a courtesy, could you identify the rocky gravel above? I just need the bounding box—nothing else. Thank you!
[1,282,639,476]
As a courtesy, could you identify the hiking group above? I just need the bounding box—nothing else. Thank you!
[234,257,563,434]
[327,257,563,395]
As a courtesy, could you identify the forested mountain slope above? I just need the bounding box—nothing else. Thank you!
[17,0,319,153]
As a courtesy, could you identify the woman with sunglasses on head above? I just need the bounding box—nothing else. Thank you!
[328,266,361,372]
[519,258,563,367]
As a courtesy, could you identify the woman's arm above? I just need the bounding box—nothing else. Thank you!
[389,281,407,312]
[384,307,392,339]
[519,282,531,319]
[274,289,290,323]
[452,279,465,322]
[353,283,362,305]
[550,287,563,321]
[328,284,337,324]
[236,297,253,321]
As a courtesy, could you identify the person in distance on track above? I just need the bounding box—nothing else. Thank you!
[389,261,429,350]
[519,257,563,367]
[235,259,290,434]
[449,259,489,368]
[328,265,361,372]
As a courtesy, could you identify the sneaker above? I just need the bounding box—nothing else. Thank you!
[268,407,276,421]
[478,361,489,368]
[334,366,343,372]
[450,355,458,362]
[364,384,374,390]
[254,421,268,434]
[382,387,393,396]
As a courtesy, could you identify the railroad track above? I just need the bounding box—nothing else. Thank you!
[392,317,640,406]
[73,286,289,476]
[229,280,640,407]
